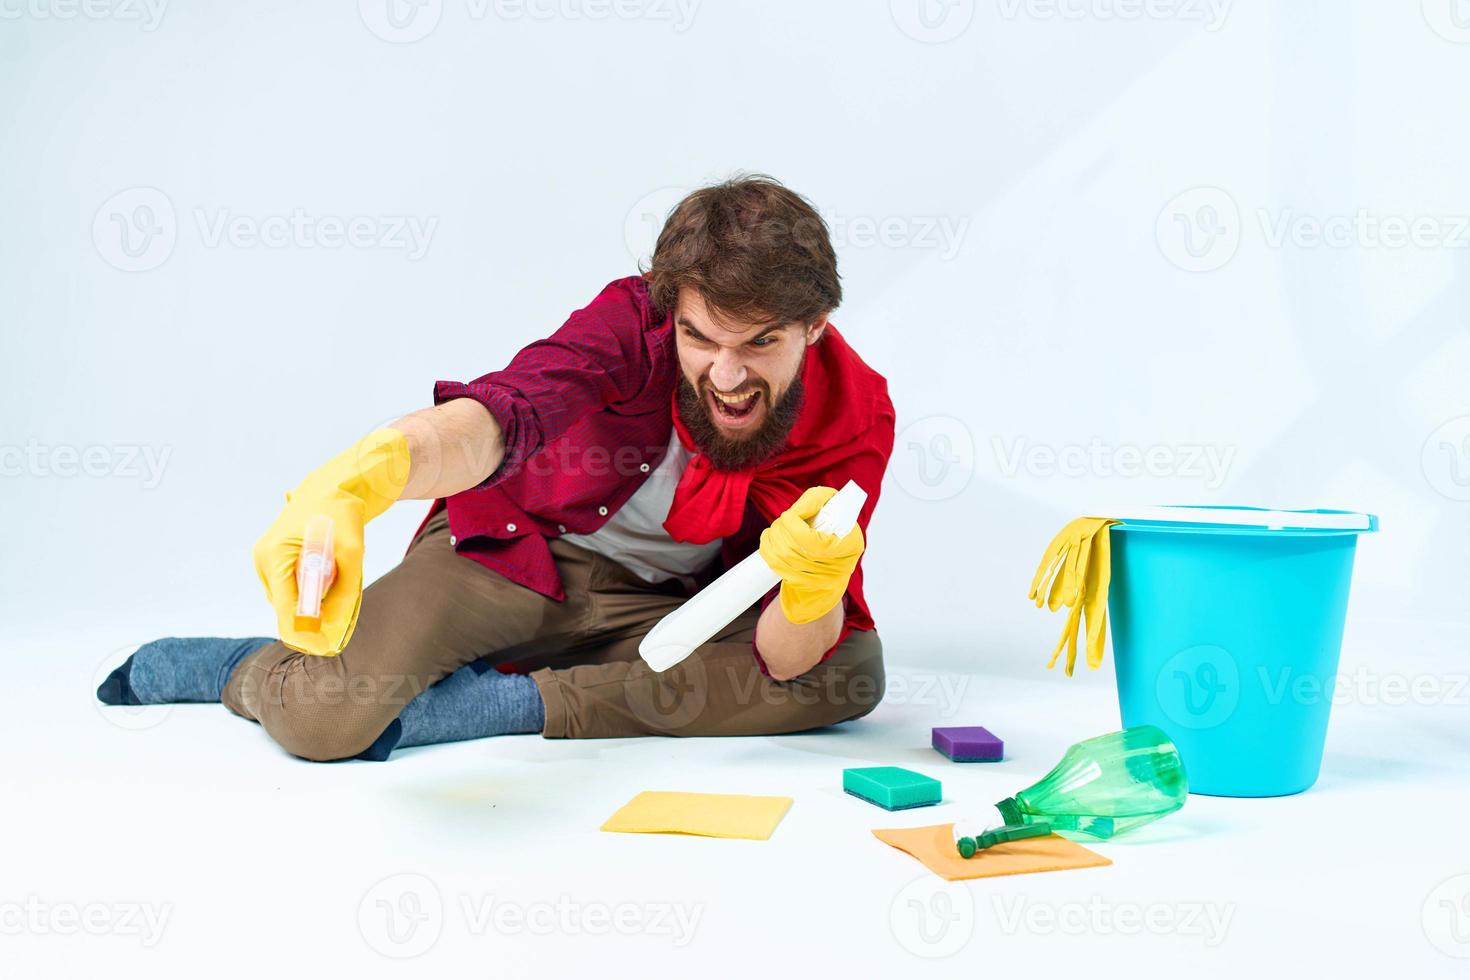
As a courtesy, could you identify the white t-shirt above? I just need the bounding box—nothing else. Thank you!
[561,430,723,588]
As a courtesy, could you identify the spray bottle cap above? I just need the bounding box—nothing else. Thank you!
[811,480,867,536]
[294,515,335,631]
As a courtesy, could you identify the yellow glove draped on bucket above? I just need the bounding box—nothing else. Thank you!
[1028,516,1119,675]
[252,429,412,656]
[759,486,866,625]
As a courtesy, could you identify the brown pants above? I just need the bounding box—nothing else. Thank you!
[222,510,885,760]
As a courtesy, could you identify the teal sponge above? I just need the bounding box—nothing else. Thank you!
[842,766,941,810]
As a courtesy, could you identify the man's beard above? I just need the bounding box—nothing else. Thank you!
[676,371,806,472]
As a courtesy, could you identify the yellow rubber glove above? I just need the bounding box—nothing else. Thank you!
[1028,516,1118,675]
[252,428,412,656]
[758,486,866,625]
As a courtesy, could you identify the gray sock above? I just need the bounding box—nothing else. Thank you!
[97,637,273,705]
[356,663,545,760]
[397,665,545,748]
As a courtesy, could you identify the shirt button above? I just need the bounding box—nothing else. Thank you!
[449,535,457,546]
[557,524,567,533]
[639,463,650,473]
[598,506,609,516]
[506,523,517,533]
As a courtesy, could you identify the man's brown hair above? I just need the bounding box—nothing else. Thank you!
[644,174,841,325]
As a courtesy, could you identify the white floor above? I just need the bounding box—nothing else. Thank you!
[7,616,1468,978]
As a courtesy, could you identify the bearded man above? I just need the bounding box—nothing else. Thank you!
[98,175,896,762]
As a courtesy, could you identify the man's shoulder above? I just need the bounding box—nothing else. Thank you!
[822,324,895,428]
[575,276,663,331]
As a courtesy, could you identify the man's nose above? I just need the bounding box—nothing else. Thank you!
[709,351,748,392]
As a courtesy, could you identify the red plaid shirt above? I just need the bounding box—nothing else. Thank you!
[421,276,893,667]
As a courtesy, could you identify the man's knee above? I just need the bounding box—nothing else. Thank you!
[784,629,885,728]
[830,630,885,722]
[266,703,394,762]
[241,658,407,762]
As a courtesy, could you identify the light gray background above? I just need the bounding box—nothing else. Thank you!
[2,2,1468,977]
[6,0,1468,649]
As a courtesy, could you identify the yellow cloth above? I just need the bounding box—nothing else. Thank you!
[758,486,865,625]
[599,791,794,840]
[252,428,411,656]
[872,823,1111,881]
[1028,516,1119,675]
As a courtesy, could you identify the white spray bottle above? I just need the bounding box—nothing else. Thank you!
[639,480,868,673]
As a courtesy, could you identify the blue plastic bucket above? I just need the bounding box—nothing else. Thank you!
[1107,506,1378,797]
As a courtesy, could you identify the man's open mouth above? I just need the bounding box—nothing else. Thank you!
[706,387,762,426]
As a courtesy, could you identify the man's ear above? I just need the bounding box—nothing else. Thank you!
[805,315,829,345]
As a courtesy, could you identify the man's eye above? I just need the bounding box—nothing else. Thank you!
[751,337,776,348]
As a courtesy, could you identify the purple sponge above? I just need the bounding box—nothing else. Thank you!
[932,726,1003,762]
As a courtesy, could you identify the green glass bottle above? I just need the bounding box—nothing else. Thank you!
[994,726,1188,839]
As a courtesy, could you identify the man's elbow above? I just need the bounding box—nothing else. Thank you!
[765,662,808,684]
[758,634,834,682]
[754,598,845,681]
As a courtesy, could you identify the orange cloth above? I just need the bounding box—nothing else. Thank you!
[872,823,1111,881]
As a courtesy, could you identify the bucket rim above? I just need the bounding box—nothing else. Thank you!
[1109,505,1378,537]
